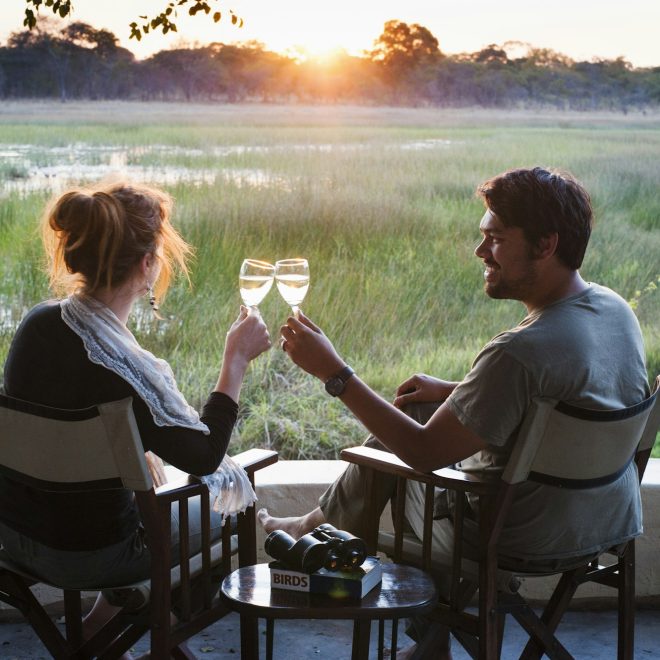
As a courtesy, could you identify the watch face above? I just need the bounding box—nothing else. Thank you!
[325,377,344,397]
[324,366,354,396]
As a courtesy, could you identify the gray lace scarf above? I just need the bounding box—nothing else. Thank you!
[61,292,256,518]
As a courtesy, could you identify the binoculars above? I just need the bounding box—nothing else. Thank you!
[264,523,367,573]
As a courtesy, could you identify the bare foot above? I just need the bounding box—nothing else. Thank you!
[257,506,326,539]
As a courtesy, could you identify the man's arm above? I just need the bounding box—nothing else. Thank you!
[338,375,486,472]
[280,313,486,473]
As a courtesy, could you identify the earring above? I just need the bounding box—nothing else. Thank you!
[147,282,159,313]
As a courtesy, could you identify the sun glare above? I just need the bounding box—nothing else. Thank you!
[289,44,348,64]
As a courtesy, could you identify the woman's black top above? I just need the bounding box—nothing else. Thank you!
[1,301,238,551]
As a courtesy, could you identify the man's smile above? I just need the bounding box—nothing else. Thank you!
[483,263,498,282]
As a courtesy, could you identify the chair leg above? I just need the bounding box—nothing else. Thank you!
[148,502,174,659]
[496,609,506,658]
[171,643,196,659]
[618,542,635,660]
[63,589,83,650]
[94,619,149,660]
[0,572,71,658]
[478,552,498,659]
[519,567,583,660]
[511,601,573,660]
[411,622,452,660]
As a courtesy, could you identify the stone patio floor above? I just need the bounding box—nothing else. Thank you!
[0,607,659,658]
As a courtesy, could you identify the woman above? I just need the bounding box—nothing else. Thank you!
[0,180,271,643]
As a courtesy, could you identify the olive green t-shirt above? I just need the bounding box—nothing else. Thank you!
[445,283,648,562]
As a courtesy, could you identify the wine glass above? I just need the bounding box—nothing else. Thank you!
[275,258,310,317]
[239,259,275,312]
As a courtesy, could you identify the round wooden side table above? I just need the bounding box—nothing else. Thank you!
[220,562,437,660]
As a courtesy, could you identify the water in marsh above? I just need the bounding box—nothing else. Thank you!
[0,140,453,197]
[0,144,281,196]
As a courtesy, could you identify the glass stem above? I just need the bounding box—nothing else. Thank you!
[291,305,300,318]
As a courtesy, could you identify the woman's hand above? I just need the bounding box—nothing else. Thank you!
[280,311,345,381]
[224,306,271,366]
[393,373,458,408]
[215,307,271,401]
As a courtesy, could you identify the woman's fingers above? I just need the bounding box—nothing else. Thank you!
[227,308,272,360]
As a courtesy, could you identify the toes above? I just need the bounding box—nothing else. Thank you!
[257,508,270,525]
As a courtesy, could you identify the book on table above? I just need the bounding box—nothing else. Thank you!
[269,556,382,599]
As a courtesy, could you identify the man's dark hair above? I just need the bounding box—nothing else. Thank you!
[476,167,593,270]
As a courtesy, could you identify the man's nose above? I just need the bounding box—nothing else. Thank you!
[474,239,487,258]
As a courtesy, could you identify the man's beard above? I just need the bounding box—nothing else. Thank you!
[483,260,539,302]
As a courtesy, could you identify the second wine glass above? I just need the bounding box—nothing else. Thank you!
[239,259,275,312]
[275,258,310,317]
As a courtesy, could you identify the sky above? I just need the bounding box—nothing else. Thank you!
[2,0,659,67]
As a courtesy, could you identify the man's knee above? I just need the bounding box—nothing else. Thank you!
[364,434,389,451]
[400,401,442,425]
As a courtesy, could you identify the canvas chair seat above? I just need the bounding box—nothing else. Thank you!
[377,530,523,594]
[103,534,238,612]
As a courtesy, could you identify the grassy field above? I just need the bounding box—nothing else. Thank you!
[0,102,658,458]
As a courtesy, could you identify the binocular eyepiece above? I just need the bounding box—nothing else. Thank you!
[264,523,367,573]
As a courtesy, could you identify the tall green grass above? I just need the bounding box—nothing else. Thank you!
[0,104,658,458]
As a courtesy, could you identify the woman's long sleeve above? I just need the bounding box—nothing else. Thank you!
[135,392,239,476]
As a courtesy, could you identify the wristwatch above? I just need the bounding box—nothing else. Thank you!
[324,366,355,397]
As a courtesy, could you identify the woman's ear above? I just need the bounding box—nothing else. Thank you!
[140,253,154,279]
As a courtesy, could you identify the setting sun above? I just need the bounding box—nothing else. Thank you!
[287,45,353,65]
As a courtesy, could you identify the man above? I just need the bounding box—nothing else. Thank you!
[259,167,649,658]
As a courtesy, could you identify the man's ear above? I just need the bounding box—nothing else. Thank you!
[534,232,559,260]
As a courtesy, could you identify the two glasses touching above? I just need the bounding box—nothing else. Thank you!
[239,258,310,317]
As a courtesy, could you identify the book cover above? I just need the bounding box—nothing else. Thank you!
[269,556,382,599]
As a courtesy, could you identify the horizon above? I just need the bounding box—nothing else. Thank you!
[2,0,659,68]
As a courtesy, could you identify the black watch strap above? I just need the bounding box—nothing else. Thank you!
[324,366,355,397]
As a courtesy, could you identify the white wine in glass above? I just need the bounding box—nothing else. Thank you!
[275,258,310,317]
[239,259,275,311]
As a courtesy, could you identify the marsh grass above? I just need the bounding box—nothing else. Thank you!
[0,104,658,457]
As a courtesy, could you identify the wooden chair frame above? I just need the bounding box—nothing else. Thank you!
[0,394,277,659]
[341,376,660,660]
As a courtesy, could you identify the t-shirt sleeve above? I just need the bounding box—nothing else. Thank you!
[445,343,531,447]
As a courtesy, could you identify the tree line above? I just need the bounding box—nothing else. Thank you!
[1,19,659,110]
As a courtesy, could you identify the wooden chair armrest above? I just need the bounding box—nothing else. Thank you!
[231,448,278,475]
[154,478,205,502]
[340,446,496,496]
[152,450,277,506]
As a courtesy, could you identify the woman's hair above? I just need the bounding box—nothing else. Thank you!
[42,180,192,299]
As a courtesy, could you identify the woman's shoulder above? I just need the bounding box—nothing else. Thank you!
[25,299,61,320]
[14,300,66,336]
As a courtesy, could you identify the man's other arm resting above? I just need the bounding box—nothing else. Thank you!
[339,375,486,472]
